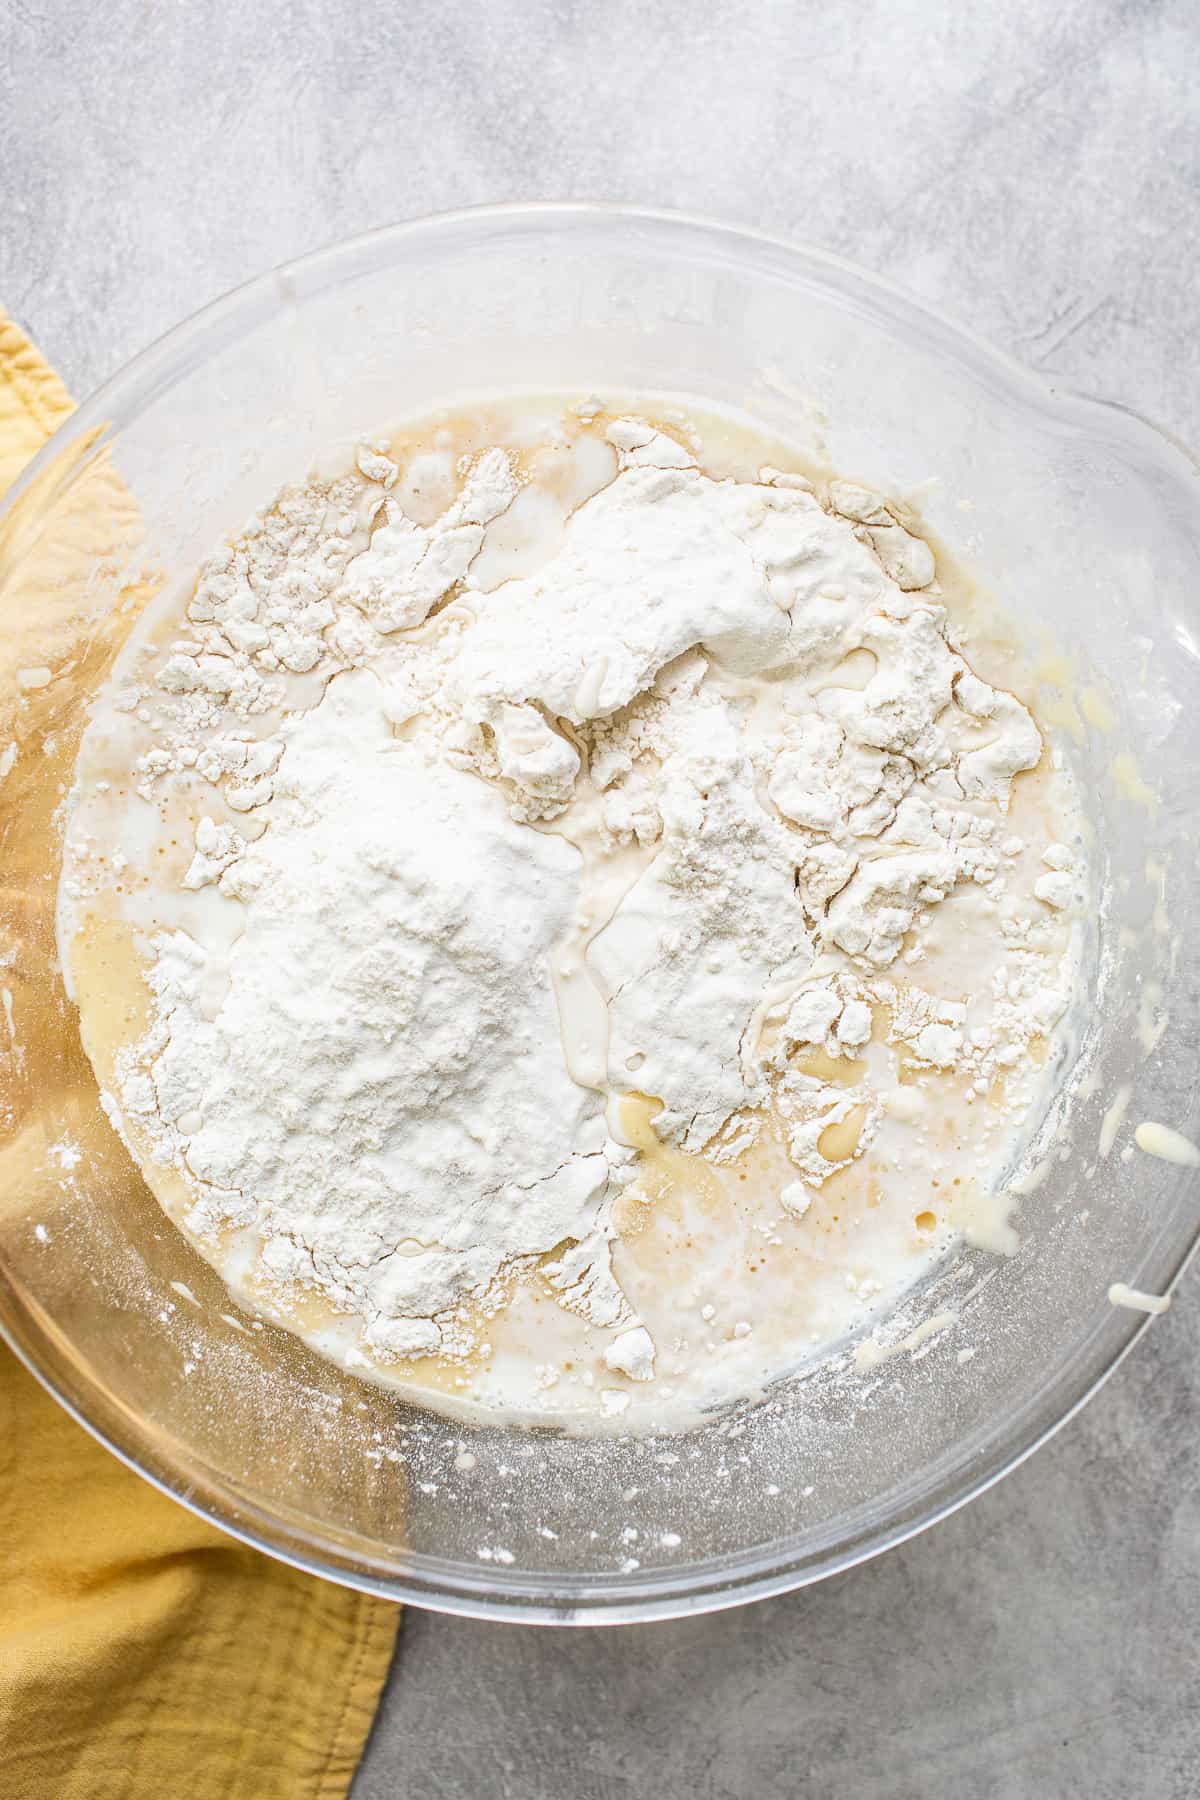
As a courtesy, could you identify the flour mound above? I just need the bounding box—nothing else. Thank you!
[121,671,608,1360]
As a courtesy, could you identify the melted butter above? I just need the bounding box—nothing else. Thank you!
[613,1093,721,1212]
[796,1047,866,1088]
[817,1105,869,1164]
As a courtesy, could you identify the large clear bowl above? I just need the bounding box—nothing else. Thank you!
[0,205,1196,1624]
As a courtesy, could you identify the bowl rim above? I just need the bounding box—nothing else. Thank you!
[2,199,1198,1625]
[7,198,1194,516]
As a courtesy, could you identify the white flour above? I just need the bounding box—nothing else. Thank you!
[59,402,1081,1424]
[123,673,611,1362]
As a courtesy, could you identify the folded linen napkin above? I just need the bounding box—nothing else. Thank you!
[0,305,399,1800]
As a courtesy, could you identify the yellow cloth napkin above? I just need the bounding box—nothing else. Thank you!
[0,308,400,1800]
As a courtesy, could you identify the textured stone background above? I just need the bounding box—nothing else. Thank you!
[2,3,1197,1796]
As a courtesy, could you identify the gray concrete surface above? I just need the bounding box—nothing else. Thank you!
[3,2,1197,1795]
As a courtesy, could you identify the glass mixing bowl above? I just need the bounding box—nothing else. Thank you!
[1,205,1197,1623]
